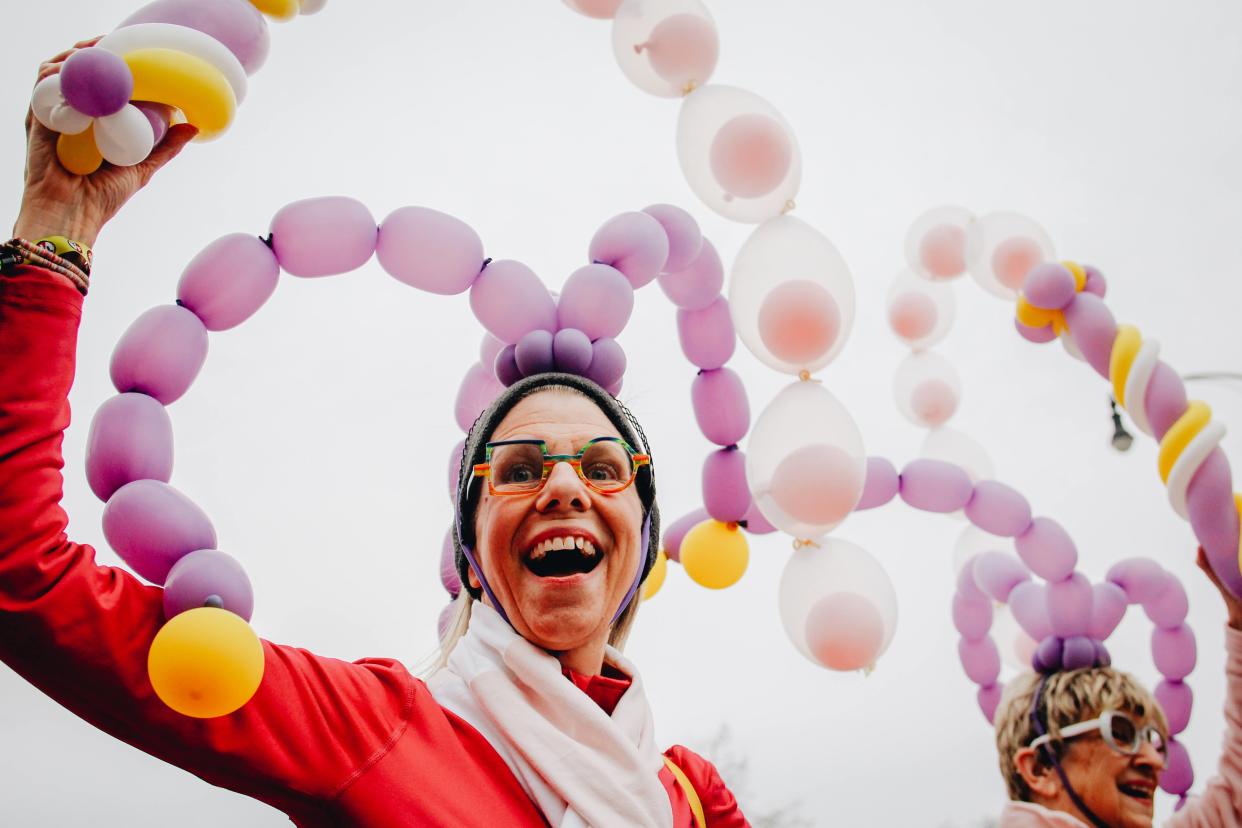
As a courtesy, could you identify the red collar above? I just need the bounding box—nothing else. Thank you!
[563,663,632,716]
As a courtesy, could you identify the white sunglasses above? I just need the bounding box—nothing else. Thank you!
[1030,710,1166,756]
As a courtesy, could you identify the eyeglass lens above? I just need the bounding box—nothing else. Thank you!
[490,441,635,492]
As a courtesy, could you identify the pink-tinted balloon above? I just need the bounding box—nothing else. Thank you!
[515,330,555,377]
[437,602,457,640]
[1022,262,1077,310]
[163,549,253,621]
[956,557,988,601]
[953,591,993,640]
[741,499,776,534]
[494,345,522,387]
[480,333,505,374]
[585,338,626,388]
[86,393,173,501]
[709,113,792,199]
[642,204,702,272]
[965,481,1032,537]
[691,367,749,445]
[757,280,840,365]
[1152,625,1196,681]
[677,295,735,370]
[899,458,974,513]
[270,197,377,278]
[971,551,1030,603]
[958,637,1001,685]
[447,439,465,500]
[552,328,593,375]
[888,291,937,341]
[1014,517,1078,582]
[807,592,886,671]
[1088,582,1128,640]
[663,508,710,563]
[910,379,957,426]
[855,456,899,510]
[1154,679,1193,735]
[1062,292,1118,380]
[769,444,864,526]
[101,479,216,585]
[376,207,484,295]
[978,683,1004,723]
[1014,318,1058,344]
[658,238,723,311]
[588,212,669,289]
[991,236,1044,291]
[1083,265,1107,298]
[1106,558,1168,604]
[557,264,634,340]
[563,0,621,19]
[1046,573,1093,638]
[471,260,558,344]
[176,233,279,331]
[454,362,504,432]
[134,101,172,144]
[919,224,967,279]
[110,305,209,405]
[702,447,750,523]
[1009,581,1052,642]
[1185,448,1242,599]
[60,48,133,118]
[637,14,718,87]
[1161,739,1193,795]
[1143,576,1189,628]
[121,0,271,74]
[441,527,461,597]
[1143,362,1189,440]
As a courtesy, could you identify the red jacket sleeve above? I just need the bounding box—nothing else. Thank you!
[664,744,750,828]
[0,266,413,823]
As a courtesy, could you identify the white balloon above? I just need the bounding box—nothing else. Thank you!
[98,23,248,103]
[904,205,975,281]
[920,426,994,483]
[730,215,855,374]
[94,105,156,166]
[951,523,1009,574]
[778,538,898,665]
[746,381,866,538]
[299,0,329,13]
[992,605,1038,673]
[677,85,801,222]
[886,268,955,350]
[31,75,91,135]
[611,0,717,97]
[965,211,1055,300]
[893,351,962,428]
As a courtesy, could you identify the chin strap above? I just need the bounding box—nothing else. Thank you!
[1029,675,1113,828]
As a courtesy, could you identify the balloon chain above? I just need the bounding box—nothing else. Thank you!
[855,455,1197,800]
[30,0,325,174]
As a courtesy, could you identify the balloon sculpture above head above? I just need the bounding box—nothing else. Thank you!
[30,0,326,175]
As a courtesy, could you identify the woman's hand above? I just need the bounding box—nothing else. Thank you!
[1197,546,1242,631]
[13,38,198,248]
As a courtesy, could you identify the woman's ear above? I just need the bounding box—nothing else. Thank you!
[1014,746,1061,799]
[468,568,481,591]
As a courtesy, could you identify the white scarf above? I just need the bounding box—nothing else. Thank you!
[427,603,673,828]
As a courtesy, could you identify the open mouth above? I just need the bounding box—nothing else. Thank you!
[524,535,605,578]
[1117,781,1154,802]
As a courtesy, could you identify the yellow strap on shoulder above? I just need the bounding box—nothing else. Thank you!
[664,756,706,828]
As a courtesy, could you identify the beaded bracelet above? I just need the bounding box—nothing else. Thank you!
[1,237,91,294]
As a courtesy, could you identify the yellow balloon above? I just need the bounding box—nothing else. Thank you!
[1158,400,1212,484]
[680,520,748,589]
[1061,260,1087,292]
[124,48,237,140]
[148,607,265,718]
[56,125,103,175]
[642,549,669,600]
[1109,325,1142,407]
[250,0,300,20]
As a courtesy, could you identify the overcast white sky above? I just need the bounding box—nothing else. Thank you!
[3,1,1242,825]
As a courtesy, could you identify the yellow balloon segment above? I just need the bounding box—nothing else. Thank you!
[1062,260,1087,292]
[250,0,300,20]
[1015,295,1056,330]
[56,125,103,175]
[148,607,265,718]
[1158,400,1212,484]
[1109,325,1143,407]
[641,549,668,600]
[680,520,749,590]
[124,48,237,140]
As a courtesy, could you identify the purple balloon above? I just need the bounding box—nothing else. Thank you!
[1144,362,1189,439]
[588,212,669,289]
[1106,558,1167,604]
[85,393,173,501]
[471,260,558,345]
[605,378,623,397]
[176,233,279,331]
[1143,575,1189,628]
[437,602,458,640]
[134,101,171,145]
[1161,739,1193,795]
[447,438,465,501]
[662,508,710,563]
[270,196,377,278]
[1033,636,1063,673]
[676,295,735,370]
[454,362,504,432]
[971,551,1030,603]
[899,459,974,513]
[1152,624,1196,680]
[690,368,749,446]
[514,330,555,377]
[110,305,208,405]
[1009,581,1052,642]
[1014,517,1078,582]
[479,333,505,374]
[376,207,484,295]
[855,456,899,510]
[1061,635,1096,670]
[1062,292,1117,380]
[494,345,523,387]
[1014,318,1058,344]
[557,264,634,340]
[1088,581,1128,640]
[551,328,593,375]
[702,447,750,523]
[1022,262,1077,311]
[965,481,1032,537]
[101,479,216,585]
[59,48,133,118]
[741,499,777,534]
[1082,265,1107,298]
[958,637,1001,685]
[585,338,626,388]
[1092,639,1112,668]
[978,684,1003,723]
[163,549,253,621]
[658,238,724,311]
[642,204,701,272]
[1185,449,1242,599]
[440,528,461,598]
[1046,572,1093,637]
[952,591,992,640]
[1155,679,1193,735]
[956,557,987,601]
[120,0,271,74]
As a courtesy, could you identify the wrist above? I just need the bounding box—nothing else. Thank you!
[13,201,102,248]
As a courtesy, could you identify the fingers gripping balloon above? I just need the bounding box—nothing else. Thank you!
[30,0,324,174]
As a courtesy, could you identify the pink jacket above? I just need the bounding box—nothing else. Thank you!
[1000,626,1242,827]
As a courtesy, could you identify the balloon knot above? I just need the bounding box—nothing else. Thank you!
[798,370,821,383]
[681,79,699,96]
[259,234,274,249]
[862,663,876,677]
[792,538,820,550]
[781,199,797,215]
[482,257,493,267]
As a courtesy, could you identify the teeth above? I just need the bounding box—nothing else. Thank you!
[551,537,567,551]
[583,540,595,557]
[526,535,600,560]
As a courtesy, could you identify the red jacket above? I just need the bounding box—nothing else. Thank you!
[0,266,749,827]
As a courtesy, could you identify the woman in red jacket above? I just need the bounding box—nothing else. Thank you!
[2,42,747,827]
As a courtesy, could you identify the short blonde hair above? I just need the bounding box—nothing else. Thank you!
[994,668,1169,801]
